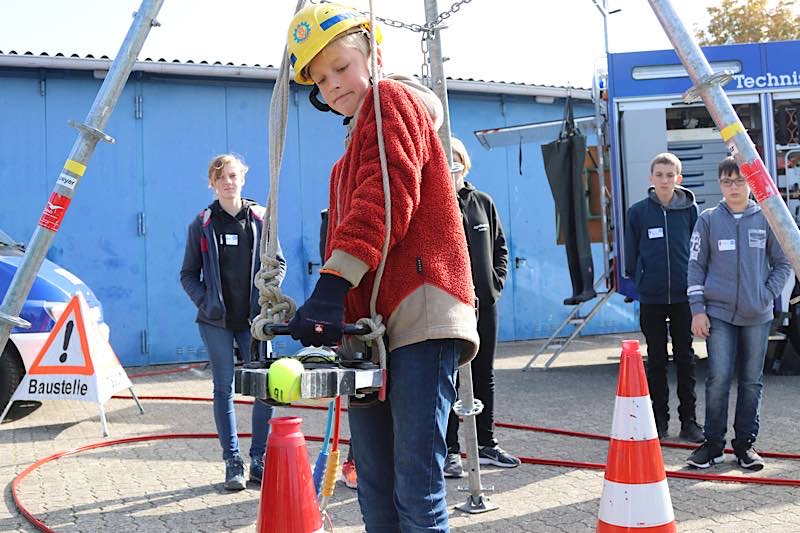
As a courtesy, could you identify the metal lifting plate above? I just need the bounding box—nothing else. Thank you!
[235,365,384,400]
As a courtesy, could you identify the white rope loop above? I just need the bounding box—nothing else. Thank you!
[356,314,387,371]
[355,315,386,343]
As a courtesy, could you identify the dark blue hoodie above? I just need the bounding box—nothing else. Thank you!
[624,185,698,304]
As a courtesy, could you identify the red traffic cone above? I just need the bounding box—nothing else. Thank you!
[597,340,676,532]
[257,416,323,533]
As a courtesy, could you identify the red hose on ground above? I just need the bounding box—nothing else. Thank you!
[112,394,800,461]
[11,430,349,533]
[12,433,220,533]
[14,392,800,532]
[127,364,206,379]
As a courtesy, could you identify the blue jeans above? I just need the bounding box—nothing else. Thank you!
[348,339,459,532]
[198,323,274,461]
[703,317,770,447]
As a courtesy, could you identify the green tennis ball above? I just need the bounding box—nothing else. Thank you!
[269,358,304,403]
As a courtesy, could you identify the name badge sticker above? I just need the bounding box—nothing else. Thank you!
[718,239,736,251]
[648,227,664,239]
[225,234,239,246]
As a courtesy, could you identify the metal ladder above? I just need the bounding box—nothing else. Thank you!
[522,59,616,371]
[522,275,615,371]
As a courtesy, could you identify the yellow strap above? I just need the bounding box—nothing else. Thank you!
[321,449,340,498]
[64,159,86,176]
[720,122,745,142]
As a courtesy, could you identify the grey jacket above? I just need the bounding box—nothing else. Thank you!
[687,199,791,326]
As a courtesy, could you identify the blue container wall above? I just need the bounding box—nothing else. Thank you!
[0,69,637,365]
[450,93,636,341]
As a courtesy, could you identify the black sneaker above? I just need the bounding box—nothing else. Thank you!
[249,455,264,484]
[443,453,465,478]
[733,441,765,471]
[224,455,246,490]
[686,441,724,469]
[655,418,668,440]
[679,421,705,443]
[478,445,521,468]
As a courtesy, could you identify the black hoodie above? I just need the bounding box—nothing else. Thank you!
[210,200,255,329]
[458,181,509,307]
[180,199,286,330]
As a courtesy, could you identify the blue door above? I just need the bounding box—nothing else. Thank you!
[505,139,570,339]
[263,86,349,355]
[224,83,303,355]
[294,87,347,296]
[449,94,516,342]
[140,80,227,363]
[0,78,48,242]
[43,78,149,366]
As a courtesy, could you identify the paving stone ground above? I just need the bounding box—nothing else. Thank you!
[2,333,800,532]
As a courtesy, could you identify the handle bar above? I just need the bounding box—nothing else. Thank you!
[263,323,371,337]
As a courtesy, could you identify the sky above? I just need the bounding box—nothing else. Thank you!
[0,0,723,88]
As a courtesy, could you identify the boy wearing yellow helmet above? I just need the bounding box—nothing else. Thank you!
[286,3,479,530]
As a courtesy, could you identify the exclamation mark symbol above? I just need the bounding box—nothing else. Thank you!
[60,320,74,363]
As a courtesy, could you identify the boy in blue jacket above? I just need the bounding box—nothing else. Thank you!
[625,152,703,442]
[686,157,791,471]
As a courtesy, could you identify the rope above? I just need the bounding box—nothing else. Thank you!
[250,0,307,341]
[362,0,390,388]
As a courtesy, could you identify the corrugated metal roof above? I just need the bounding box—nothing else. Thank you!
[0,50,592,100]
[0,49,273,67]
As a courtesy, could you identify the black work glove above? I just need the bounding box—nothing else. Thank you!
[288,273,351,346]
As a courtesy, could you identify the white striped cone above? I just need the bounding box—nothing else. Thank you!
[597,340,676,533]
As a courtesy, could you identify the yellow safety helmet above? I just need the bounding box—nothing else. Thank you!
[287,3,382,85]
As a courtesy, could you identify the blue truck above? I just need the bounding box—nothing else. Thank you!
[606,40,800,374]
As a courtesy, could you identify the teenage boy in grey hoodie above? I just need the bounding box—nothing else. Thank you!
[686,157,791,471]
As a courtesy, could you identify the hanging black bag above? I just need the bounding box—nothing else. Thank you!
[541,95,596,305]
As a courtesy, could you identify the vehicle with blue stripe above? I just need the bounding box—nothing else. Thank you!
[0,228,109,419]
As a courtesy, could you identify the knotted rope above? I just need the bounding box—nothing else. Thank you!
[250,0,305,341]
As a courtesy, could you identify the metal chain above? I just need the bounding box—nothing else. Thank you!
[308,0,473,33]
[420,31,431,87]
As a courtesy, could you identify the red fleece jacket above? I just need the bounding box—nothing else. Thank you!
[325,79,474,325]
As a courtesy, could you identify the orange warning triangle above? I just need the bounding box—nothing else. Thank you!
[28,295,94,376]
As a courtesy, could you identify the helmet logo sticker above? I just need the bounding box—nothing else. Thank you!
[293,21,311,43]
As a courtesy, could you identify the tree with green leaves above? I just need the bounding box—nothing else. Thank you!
[697,0,800,45]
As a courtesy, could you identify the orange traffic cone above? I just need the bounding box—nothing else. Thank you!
[597,340,676,532]
[257,416,323,533]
